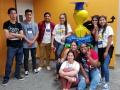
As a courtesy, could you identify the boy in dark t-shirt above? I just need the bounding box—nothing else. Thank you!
[2,8,24,85]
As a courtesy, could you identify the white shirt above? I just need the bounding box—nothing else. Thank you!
[60,61,80,74]
[98,26,114,48]
[52,24,72,44]
[42,23,51,43]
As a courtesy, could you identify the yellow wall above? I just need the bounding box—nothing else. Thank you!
[0,0,15,76]
[33,0,118,68]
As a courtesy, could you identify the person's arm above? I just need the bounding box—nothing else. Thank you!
[87,49,98,67]
[4,29,16,39]
[9,30,24,39]
[59,63,80,77]
[104,35,113,58]
[80,63,89,84]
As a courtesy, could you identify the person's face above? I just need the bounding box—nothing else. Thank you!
[71,42,77,51]
[25,12,32,22]
[59,14,65,24]
[80,44,88,54]
[92,17,98,25]
[67,52,74,62]
[99,17,107,27]
[9,10,17,21]
[44,14,51,22]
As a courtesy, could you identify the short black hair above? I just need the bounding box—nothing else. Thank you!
[25,9,32,14]
[8,8,17,14]
[44,12,51,17]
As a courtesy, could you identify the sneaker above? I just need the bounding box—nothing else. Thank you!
[33,69,38,73]
[15,76,24,80]
[2,79,9,85]
[103,83,110,89]
[37,67,42,71]
[46,66,51,70]
[25,71,29,76]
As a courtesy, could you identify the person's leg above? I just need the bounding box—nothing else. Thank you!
[77,75,86,90]
[60,77,67,90]
[23,48,29,71]
[3,47,16,81]
[31,48,37,71]
[89,68,101,90]
[39,44,46,67]
[45,43,51,67]
[14,47,23,78]
[103,54,110,83]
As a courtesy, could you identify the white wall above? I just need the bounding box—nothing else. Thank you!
[116,0,120,55]
[16,0,34,22]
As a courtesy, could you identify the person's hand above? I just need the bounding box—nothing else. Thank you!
[61,36,65,42]
[104,51,108,59]
[51,44,56,52]
[85,77,90,84]
[86,49,91,58]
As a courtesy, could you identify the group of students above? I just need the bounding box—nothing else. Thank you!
[2,7,114,90]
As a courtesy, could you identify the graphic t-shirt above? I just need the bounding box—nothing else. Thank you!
[52,24,72,44]
[98,26,114,48]
[60,60,80,76]
[42,23,51,43]
[3,20,23,48]
[21,21,39,48]
[76,49,98,72]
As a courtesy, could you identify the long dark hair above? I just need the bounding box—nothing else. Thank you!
[99,15,107,37]
[59,13,68,35]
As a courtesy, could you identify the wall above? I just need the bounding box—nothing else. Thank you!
[116,0,120,55]
[16,0,34,22]
[33,0,119,68]
[0,0,15,76]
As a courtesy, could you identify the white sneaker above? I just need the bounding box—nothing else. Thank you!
[33,69,38,73]
[37,67,42,71]
[25,71,29,76]
[103,83,110,90]
[47,66,51,70]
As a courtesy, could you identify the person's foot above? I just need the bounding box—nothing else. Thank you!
[46,66,51,70]
[2,79,9,85]
[37,67,42,71]
[25,71,29,76]
[103,83,110,90]
[33,69,38,74]
[15,76,24,80]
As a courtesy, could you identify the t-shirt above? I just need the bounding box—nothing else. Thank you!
[3,20,23,48]
[60,61,80,75]
[21,21,39,48]
[42,23,51,43]
[98,26,114,48]
[52,24,72,44]
[76,49,98,72]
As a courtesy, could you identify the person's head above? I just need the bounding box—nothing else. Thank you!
[80,43,88,54]
[8,8,17,21]
[44,12,51,22]
[66,50,75,62]
[71,41,78,51]
[59,13,67,24]
[25,9,32,22]
[91,15,99,25]
[99,15,107,28]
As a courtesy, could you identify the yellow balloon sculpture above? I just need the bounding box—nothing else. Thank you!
[73,2,90,38]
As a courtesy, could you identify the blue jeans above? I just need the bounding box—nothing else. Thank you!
[54,40,64,60]
[4,47,23,80]
[77,68,101,90]
[101,54,110,82]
